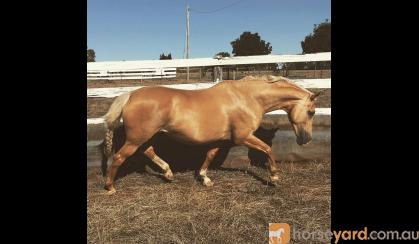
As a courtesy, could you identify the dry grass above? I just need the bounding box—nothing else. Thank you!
[87,160,330,243]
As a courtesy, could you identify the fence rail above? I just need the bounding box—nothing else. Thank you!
[87,78,330,98]
[87,52,330,70]
[87,108,331,125]
[87,67,176,80]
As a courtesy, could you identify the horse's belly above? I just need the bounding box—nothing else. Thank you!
[162,124,230,145]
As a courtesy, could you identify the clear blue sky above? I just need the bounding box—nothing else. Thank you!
[88,0,330,61]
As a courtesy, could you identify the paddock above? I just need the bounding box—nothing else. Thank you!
[87,52,331,243]
[87,160,330,243]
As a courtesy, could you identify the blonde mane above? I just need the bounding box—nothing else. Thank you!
[240,75,292,83]
[239,74,312,96]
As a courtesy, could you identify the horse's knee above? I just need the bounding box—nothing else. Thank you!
[113,153,122,161]
[206,150,218,160]
[232,137,244,146]
[144,146,155,157]
[112,153,123,162]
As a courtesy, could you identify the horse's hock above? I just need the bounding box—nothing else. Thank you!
[87,114,331,169]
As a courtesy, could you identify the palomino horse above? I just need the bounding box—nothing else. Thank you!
[102,76,320,194]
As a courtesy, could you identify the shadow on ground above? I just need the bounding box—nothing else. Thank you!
[100,125,279,181]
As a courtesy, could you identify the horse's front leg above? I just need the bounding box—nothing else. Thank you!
[198,148,220,186]
[239,134,280,181]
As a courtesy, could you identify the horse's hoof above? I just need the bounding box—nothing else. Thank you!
[203,179,214,187]
[164,170,174,181]
[104,186,116,195]
[270,174,280,182]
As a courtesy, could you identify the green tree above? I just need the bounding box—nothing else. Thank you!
[231,32,272,56]
[215,52,230,57]
[301,19,331,54]
[87,48,96,62]
[230,32,276,70]
[159,53,172,60]
[283,20,331,70]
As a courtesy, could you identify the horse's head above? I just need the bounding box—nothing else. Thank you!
[288,92,321,146]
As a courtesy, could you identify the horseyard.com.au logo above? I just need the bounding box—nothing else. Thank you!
[269,223,290,244]
[268,224,419,243]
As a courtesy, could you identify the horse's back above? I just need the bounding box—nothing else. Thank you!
[122,85,218,123]
[124,85,234,143]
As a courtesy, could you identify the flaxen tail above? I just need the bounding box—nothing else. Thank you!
[102,92,131,157]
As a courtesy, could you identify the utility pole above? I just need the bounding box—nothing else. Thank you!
[186,4,190,82]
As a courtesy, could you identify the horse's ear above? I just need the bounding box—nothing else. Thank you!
[311,89,328,100]
[310,91,322,101]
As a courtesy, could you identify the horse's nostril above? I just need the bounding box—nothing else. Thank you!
[296,137,303,145]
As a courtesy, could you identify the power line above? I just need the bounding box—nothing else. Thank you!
[190,0,246,14]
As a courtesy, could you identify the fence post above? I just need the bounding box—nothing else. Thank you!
[212,67,217,82]
[212,66,223,82]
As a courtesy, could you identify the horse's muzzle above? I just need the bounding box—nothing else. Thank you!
[296,132,312,146]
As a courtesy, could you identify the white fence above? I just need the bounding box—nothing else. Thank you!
[87,52,330,70]
[87,52,331,125]
[87,52,330,80]
[87,79,331,98]
[87,68,176,80]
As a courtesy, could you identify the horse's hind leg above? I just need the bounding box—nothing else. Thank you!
[143,146,174,181]
[198,148,220,187]
[105,141,140,194]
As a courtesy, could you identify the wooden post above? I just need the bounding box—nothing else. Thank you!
[218,66,223,82]
[212,66,215,82]
[186,5,190,82]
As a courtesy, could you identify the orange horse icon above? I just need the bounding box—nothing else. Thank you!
[269,223,290,244]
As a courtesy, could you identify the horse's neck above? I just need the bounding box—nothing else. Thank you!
[252,84,308,113]
[222,80,308,113]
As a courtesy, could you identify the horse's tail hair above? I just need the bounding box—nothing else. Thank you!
[102,92,130,157]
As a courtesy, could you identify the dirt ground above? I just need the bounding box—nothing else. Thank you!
[87,160,330,244]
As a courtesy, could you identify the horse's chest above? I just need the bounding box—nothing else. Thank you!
[229,110,261,129]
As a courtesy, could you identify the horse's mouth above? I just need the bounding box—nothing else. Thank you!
[301,140,312,146]
[297,138,312,146]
